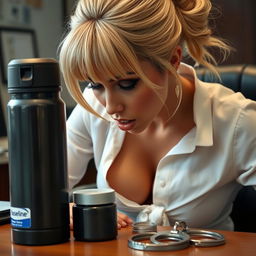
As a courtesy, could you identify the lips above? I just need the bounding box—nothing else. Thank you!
[115,119,136,131]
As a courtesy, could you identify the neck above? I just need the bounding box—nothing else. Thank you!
[148,75,195,132]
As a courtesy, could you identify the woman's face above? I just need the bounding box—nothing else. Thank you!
[88,61,176,134]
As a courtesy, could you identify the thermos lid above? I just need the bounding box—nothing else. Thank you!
[7,58,60,91]
[73,188,115,205]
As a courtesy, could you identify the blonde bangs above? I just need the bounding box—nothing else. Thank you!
[77,21,137,84]
[60,19,157,116]
[59,22,102,117]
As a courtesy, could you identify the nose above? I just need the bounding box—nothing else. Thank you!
[104,91,124,115]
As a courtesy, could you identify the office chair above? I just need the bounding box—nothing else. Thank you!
[196,64,256,101]
[197,64,256,232]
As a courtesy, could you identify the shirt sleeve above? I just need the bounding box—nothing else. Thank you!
[234,99,256,189]
[66,103,94,189]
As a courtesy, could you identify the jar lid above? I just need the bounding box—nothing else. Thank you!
[73,188,115,205]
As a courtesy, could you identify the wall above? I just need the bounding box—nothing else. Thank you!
[0,0,75,126]
[212,0,256,65]
[0,0,63,58]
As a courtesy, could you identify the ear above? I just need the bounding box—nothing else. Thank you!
[170,45,182,70]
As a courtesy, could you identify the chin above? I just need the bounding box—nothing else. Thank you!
[127,126,146,134]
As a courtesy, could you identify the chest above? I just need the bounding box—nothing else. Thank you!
[106,127,192,204]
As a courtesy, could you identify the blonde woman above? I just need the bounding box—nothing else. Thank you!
[59,0,256,230]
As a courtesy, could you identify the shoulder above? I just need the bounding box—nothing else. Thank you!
[193,70,256,140]
[204,81,256,146]
[67,88,111,135]
[195,73,255,114]
[234,99,256,138]
[83,87,110,120]
[207,81,256,118]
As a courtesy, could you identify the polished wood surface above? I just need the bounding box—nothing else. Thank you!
[0,224,255,256]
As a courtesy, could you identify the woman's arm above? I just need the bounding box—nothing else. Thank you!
[67,103,94,189]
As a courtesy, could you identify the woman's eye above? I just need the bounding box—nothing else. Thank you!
[118,79,139,90]
[87,83,103,90]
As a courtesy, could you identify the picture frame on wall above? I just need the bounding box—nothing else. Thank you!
[0,27,38,84]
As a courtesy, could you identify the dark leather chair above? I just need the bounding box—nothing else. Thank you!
[196,64,256,101]
[197,64,256,232]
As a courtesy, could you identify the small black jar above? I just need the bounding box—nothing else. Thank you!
[73,188,117,241]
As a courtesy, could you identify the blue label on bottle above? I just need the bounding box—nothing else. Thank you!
[11,207,31,228]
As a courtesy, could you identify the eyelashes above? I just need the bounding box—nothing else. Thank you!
[118,79,139,90]
[87,79,140,91]
[87,83,102,90]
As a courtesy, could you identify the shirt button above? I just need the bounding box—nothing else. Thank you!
[159,180,166,187]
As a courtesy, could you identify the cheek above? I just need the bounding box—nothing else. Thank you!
[131,78,168,116]
[131,89,162,113]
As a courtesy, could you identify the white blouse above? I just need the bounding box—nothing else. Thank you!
[67,63,256,230]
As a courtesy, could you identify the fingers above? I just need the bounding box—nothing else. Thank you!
[117,212,133,230]
[69,202,74,230]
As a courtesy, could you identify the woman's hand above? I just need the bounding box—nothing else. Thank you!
[69,202,74,230]
[117,211,133,229]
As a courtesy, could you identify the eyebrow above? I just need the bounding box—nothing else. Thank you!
[88,71,136,83]
[109,72,136,82]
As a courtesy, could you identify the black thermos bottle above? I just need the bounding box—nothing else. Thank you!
[7,58,70,245]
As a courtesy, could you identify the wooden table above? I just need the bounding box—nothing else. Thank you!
[0,224,255,256]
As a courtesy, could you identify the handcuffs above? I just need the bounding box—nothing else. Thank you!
[128,221,225,251]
